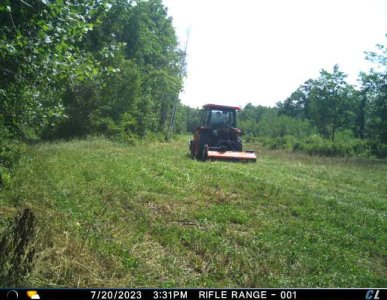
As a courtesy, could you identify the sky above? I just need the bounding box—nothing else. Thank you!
[162,0,387,108]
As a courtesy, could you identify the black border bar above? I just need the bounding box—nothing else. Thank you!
[1,288,385,300]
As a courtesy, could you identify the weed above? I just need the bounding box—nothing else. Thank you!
[0,209,37,287]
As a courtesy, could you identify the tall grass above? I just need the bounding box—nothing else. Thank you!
[0,136,386,287]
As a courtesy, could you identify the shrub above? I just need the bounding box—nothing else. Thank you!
[0,139,26,187]
[370,143,387,158]
[269,135,298,150]
[255,132,375,158]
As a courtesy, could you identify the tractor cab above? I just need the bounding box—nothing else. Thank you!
[201,105,237,129]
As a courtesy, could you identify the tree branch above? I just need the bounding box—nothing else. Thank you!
[18,0,33,9]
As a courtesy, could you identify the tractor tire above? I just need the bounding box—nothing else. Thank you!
[233,138,243,151]
[218,138,242,151]
[197,132,210,160]
[189,140,195,159]
[201,146,208,161]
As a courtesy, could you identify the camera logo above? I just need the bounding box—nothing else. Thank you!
[365,290,380,300]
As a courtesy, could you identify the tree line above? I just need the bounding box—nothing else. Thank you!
[185,39,387,158]
[0,0,386,161]
[0,0,186,143]
[0,0,190,185]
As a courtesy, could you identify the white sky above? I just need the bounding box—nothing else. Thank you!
[162,0,387,108]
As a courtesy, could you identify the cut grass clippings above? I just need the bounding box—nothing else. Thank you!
[0,136,386,287]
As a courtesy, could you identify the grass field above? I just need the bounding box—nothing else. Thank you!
[0,136,386,287]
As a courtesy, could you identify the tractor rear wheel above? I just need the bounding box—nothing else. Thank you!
[189,140,194,159]
[197,132,210,160]
[233,138,242,151]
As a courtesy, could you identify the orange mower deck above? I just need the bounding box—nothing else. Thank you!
[206,147,257,162]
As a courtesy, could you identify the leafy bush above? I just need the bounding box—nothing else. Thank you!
[369,142,387,158]
[300,135,340,156]
[89,116,138,145]
[0,166,11,188]
[255,132,374,157]
[240,110,316,139]
[269,135,299,150]
[0,139,26,187]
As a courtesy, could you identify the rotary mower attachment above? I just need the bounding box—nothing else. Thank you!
[204,145,257,162]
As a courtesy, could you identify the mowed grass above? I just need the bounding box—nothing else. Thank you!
[0,136,386,287]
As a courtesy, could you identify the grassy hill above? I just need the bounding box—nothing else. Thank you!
[0,136,386,287]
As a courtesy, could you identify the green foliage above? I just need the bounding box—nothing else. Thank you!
[57,0,184,140]
[237,103,316,141]
[0,138,26,188]
[296,134,362,157]
[179,106,201,133]
[307,65,358,142]
[0,0,105,136]
[278,79,315,119]
[0,140,25,170]
[362,41,387,146]
[0,0,184,142]
[259,132,372,157]
[274,37,387,158]
[279,66,358,142]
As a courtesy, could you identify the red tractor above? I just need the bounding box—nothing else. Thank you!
[189,104,256,162]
